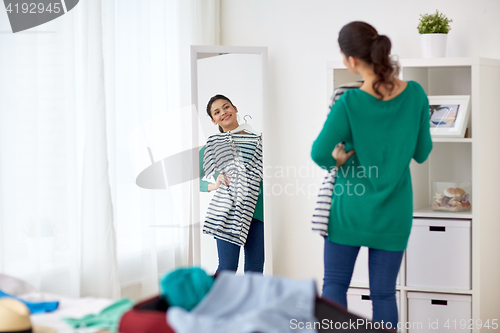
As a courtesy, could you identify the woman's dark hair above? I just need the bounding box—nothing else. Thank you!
[338,21,400,100]
[206,94,234,133]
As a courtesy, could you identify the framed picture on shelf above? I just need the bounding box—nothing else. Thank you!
[428,95,471,138]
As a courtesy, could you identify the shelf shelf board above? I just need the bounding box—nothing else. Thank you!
[349,283,403,289]
[432,138,472,143]
[399,57,500,68]
[413,207,473,219]
[400,286,473,295]
[350,284,473,295]
[349,284,369,289]
[327,57,500,70]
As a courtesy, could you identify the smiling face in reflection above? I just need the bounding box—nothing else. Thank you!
[210,99,239,132]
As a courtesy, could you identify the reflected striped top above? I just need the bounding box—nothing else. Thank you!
[202,132,263,246]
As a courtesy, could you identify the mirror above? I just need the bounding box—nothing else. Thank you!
[190,45,271,275]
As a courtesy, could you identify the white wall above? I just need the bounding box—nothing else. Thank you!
[219,0,500,285]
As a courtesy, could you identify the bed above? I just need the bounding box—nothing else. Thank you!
[0,274,113,333]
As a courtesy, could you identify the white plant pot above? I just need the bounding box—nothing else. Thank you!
[420,33,448,58]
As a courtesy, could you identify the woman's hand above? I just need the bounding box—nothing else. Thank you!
[332,143,356,167]
[208,174,231,191]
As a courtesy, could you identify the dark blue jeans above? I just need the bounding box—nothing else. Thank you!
[216,218,264,273]
[322,238,403,328]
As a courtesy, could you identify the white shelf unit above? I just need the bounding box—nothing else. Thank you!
[327,57,500,333]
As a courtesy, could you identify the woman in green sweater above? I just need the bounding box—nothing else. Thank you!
[311,22,432,328]
[199,94,265,274]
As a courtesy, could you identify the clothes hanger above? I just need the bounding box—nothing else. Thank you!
[230,115,261,135]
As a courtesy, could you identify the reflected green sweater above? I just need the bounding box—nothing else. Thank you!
[311,81,432,251]
[199,145,264,223]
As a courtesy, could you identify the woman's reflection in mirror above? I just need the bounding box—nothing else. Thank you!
[199,95,265,274]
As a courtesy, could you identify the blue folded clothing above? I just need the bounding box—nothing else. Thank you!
[0,289,59,314]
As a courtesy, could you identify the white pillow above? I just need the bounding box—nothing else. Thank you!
[0,274,36,296]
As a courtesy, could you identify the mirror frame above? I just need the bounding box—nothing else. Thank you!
[190,45,272,274]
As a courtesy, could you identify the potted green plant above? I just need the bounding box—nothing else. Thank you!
[417,10,453,58]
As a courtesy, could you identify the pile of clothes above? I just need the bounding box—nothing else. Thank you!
[119,267,393,333]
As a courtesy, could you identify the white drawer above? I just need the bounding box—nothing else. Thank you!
[407,292,471,333]
[406,218,471,290]
[347,287,400,322]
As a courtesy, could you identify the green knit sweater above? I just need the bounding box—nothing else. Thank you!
[199,145,264,223]
[311,81,432,251]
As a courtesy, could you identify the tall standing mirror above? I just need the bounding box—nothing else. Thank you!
[190,45,271,275]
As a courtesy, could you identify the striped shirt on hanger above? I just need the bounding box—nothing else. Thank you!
[203,132,263,246]
[311,81,363,237]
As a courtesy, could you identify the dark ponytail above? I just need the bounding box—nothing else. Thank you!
[206,94,234,133]
[338,21,399,100]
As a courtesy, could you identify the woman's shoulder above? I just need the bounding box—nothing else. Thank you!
[402,81,428,106]
[406,80,426,95]
[334,80,426,109]
[334,88,364,107]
